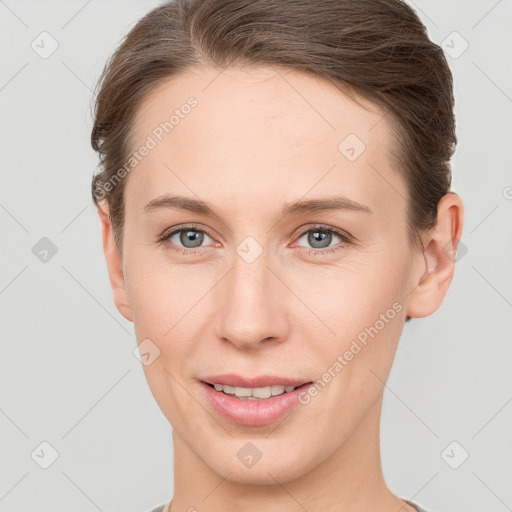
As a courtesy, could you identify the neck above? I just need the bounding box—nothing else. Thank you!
[168,392,413,512]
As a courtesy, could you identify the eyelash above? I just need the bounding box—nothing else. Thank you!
[157,223,352,257]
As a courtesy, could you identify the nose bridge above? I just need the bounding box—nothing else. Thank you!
[215,246,287,349]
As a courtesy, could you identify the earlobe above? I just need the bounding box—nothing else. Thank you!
[97,201,133,322]
[405,192,465,319]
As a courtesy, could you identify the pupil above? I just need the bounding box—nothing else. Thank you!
[180,229,203,248]
[308,230,330,249]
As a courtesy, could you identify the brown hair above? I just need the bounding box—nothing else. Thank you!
[91,0,456,258]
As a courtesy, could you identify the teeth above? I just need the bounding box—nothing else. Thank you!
[271,385,285,395]
[252,387,272,399]
[235,386,253,397]
[211,383,299,399]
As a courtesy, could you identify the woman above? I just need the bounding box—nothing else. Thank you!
[90,0,464,511]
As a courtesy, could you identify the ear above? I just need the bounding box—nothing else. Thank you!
[97,201,133,322]
[406,192,465,319]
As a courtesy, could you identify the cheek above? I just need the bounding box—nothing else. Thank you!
[289,254,407,384]
[123,245,184,322]
[301,270,405,436]
[287,252,404,329]
[124,248,215,364]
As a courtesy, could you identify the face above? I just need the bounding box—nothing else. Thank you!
[106,66,428,484]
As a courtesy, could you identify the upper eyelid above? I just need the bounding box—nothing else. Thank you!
[295,224,348,237]
[293,225,352,246]
[163,224,215,240]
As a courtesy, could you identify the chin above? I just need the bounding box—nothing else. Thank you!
[205,440,321,485]
[221,461,308,485]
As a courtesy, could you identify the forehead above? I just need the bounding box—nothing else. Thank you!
[126,65,405,219]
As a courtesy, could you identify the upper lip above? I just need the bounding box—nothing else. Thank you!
[201,374,311,388]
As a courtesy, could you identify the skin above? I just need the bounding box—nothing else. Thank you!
[98,65,464,512]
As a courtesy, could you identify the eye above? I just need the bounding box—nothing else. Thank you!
[158,224,217,255]
[293,225,352,256]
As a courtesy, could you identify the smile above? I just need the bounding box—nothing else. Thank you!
[199,380,313,426]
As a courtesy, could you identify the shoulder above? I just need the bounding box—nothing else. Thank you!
[405,499,432,512]
[149,501,433,512]
[147,506,166,512]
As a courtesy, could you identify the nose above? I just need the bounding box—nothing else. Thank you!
[215,252,290,350]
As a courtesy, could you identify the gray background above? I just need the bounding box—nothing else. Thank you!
[1,1,511,511]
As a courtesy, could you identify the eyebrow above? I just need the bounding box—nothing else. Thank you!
[143,194,373,217]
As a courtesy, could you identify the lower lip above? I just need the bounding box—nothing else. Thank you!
[199,381,313,427]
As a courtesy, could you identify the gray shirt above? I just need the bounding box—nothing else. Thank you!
[149,499,430,512]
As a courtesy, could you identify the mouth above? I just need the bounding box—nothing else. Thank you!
[199,377,314,426]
